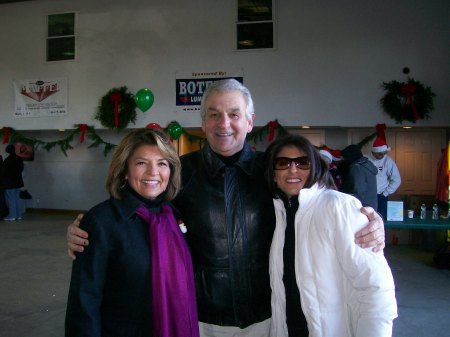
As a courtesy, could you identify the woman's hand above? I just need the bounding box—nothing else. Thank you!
[355,207,385,252]
[67,213,89,260]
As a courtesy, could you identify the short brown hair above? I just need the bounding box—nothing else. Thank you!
[105,128,181,200]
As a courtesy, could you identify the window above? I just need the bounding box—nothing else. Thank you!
[47,12,76,62]
[236,0,274,50]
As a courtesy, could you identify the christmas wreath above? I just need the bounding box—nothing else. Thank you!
[94,86,137,129]
[380,77,435,123]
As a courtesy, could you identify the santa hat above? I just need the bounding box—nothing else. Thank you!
[372,136,391,153]
[319,149,333,164]
[319,146,342,162]
[330,149,343,161]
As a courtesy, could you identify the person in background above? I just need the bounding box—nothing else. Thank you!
[66,79,386,337]
[2,144,24,221]
[319,147,342,189]
[265,135,397,337]
[65,129,199,337]
[340,144,378,210]
[369,136,401,219]
[0,154,8,219]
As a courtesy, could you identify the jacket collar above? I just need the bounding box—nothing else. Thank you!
[298,183,325,213]
[202,141,256,178]
[111,185,166,221]
[273,183,325,214]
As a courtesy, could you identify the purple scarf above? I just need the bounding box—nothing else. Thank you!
[136,204,199,337]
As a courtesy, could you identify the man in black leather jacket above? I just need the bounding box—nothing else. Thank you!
[67,79,386,337]
[172,79,275,335]
[175,136,275,331]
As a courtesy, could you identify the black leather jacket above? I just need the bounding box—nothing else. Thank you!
[173,142,275,328]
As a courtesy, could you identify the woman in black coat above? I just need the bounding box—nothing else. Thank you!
[2,144,24,220]
[65,129,199,337]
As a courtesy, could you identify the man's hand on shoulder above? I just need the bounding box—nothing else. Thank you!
[67,213,89,260]
[355,207,385,252]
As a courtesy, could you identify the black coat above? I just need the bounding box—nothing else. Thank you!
[65,187,157,337]
[341,157,378,209]
[174,142,276,328]
[2,153,24,189]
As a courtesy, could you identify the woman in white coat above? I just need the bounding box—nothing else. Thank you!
[264,135,397,337]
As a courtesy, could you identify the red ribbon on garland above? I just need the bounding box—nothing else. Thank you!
[268,120,279,141]
[400,83,420,121]
[79,124,88,143]
[2,127,10,144]
[109,92,122,128]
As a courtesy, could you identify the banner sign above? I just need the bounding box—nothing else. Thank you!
[175,70,243,113]
[14,78,68,117]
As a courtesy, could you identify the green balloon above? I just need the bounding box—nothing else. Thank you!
[167,121,183,140]
[135,88,154,112]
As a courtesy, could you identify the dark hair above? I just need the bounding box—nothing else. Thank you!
[105,128,181,201]
[264,134,336,198]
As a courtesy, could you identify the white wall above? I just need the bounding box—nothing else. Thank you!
[1,0,449,129]
[0,0,448,210]
[13,130,123,210]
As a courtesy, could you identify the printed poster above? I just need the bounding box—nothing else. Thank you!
[14,78,68,117]
[175,70,243,113]
[387,201,404,221]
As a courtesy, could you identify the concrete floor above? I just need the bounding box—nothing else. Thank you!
[0,212,449,337]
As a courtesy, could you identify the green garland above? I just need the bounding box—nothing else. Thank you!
[0,122,289,157]
[247,120,288,143]
[1,121,380,157]
[380,77,435,123]
[3,127,80,156]
[85,126,117,156]
[94,86,137,130]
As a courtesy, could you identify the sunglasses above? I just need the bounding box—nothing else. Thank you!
[274,156,311,170]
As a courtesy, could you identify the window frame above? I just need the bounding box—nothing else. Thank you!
[235,0,276,51]
[46,11,77,62]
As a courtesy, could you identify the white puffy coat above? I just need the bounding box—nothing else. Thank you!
[270,184,397,337]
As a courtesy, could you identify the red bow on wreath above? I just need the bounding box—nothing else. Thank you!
[400,83,419,121]
[109,92,122,128]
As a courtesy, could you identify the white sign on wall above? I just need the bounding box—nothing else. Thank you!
[13,78,68,117]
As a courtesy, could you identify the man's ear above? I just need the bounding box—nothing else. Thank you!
[247,113,255,133]
[201,120,206,133]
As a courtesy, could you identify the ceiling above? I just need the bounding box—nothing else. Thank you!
[0,0,35,4]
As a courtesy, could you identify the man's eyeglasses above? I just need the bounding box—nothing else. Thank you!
[274,156,310,170]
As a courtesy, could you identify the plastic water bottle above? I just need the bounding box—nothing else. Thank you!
[432,204,439,220]
[420,203,427,219]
